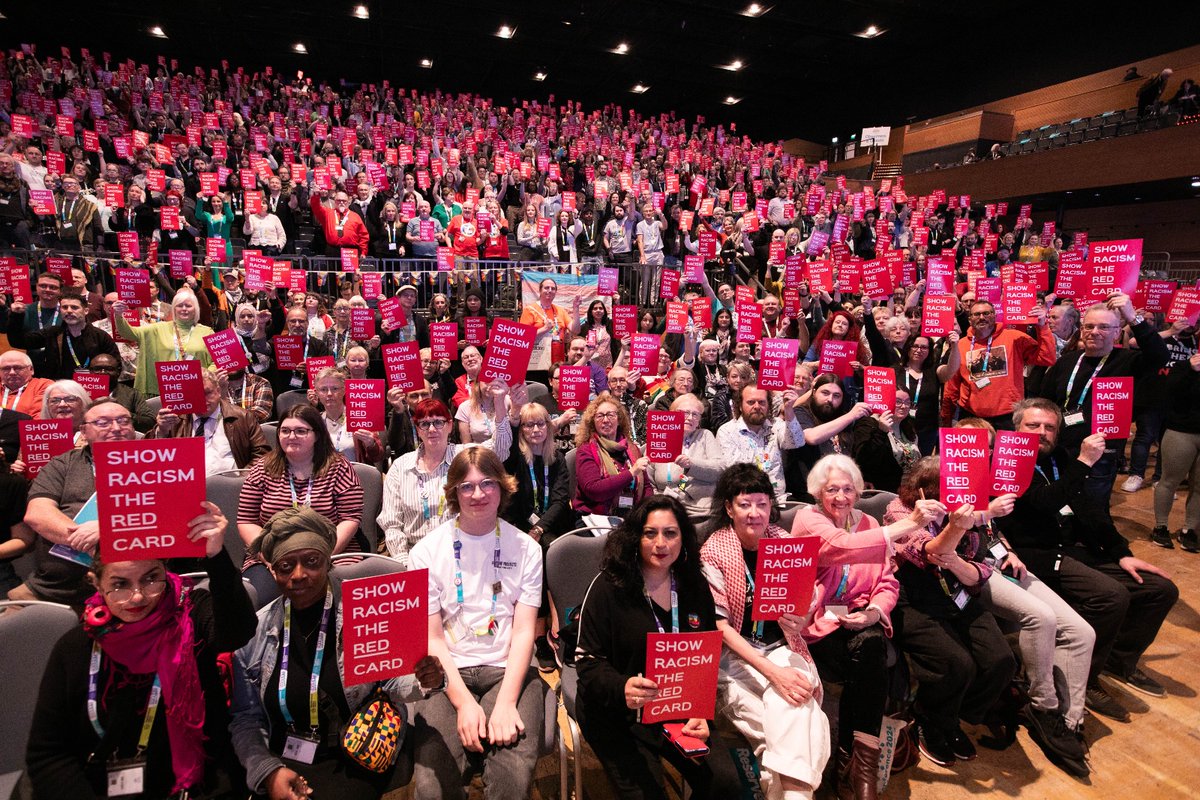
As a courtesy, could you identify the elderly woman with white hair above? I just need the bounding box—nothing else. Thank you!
[113,288,214,396]
[10,380,93,473]
[789,454,943,800]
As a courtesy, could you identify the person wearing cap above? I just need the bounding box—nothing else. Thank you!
[230,507,446,800]
[382,282,430,350]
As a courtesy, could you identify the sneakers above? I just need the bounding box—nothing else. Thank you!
[1150,526,1175,549]
[1121,475,1144,492]
[1104,667,1167,698]
[1022,704,1086,764]
[1085,684,1131,722]
[1179,529,1200,552]
[916,722,957,767]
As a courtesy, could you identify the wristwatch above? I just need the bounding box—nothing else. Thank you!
[1133,314,1145,325]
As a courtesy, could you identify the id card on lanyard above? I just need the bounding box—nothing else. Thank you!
[88,642,162,796]
[1063,354,1109,426]
[279,590,334,764]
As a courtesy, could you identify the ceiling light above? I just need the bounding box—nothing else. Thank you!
[353,4,369,19]
[741,3,770,17]
[631,84,650,94]
[419,58,433,68]
[533,72,547,81]
[613,42,629,54]
[1191,180,1200,188]
[723,96,741,105]
[717,59,745,72]
[854,24,885,38]
[496,25,515,39]
[293,43,308,54]
[831,137,839,144]
[148,25,167,38]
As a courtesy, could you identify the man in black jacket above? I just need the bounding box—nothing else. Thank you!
[997,398,1178,723]
[267,306,331,396]
[6,289,120,380]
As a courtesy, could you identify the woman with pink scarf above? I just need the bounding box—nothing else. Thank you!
[26,501,257,799]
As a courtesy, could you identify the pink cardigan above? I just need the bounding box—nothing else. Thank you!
[571,438,650,515]
[790,507,900,642]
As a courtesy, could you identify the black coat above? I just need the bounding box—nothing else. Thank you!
[6,318,121,380]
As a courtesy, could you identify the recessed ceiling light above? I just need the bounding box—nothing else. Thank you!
[1065,191,1073,195]
[831,137,839,144]
[717,59,745,72]
[854,24,885,38]
[1191,180,1200,188]
[353,4,369,19]
[741,3,771,17]
[533,72,548,82]
[631,84,650,94]
[496,25,515,39]
[148,25,167,38]
[723,96,741,105]
[419,58,433,68]
[292,43,308,54]
[613,42,630,54]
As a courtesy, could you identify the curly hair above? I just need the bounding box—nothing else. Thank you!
[575,392,631,446]
[600,495,706,601]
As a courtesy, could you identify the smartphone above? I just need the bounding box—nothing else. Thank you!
[662,723,709,758]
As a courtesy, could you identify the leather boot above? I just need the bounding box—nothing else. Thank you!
[838,732,880,800]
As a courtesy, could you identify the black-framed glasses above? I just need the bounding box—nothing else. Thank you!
[105,578,167,605]
[417,418,448,431]
[521,420,548,430]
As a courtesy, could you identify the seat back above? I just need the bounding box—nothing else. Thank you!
[564,448,578,498]
[855,490,897,523]
[525,381,550,406]
[0,601,80,776]
[145,395,162,417]
[261,421,279,450]
[352,462,383,554]
[545,533,607,648]
[274,390,309,419]
[331,552,405,580]
[207,471,248,566]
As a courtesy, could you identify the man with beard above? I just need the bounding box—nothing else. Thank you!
[784,373,873,501]
[716,384,803,505]
[996,398,1177,724]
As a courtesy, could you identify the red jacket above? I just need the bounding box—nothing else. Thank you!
[310,194,369,255]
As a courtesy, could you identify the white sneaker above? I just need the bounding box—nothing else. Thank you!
[1122,476,1144,493]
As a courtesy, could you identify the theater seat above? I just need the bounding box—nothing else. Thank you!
[145,395,162,417]
[352,462,384,554]
[207,470,248,567]
[274,390,308,418]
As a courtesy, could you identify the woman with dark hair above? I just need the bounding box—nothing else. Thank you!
[454,286,491,355]
[28,502,257,799]
[572,392,651,520]
[708,307,735,365]
[847,385,921,493]
[804,310,869,403]
[700,464,831,800]
[894,333,959,454]
[409,447,547,799]
[575,495,741,799]
[576,299,619,369]
[237,404,364,601]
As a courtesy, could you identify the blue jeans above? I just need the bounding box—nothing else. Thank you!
[1084,449,1119,509]
[1128,406,1166,479]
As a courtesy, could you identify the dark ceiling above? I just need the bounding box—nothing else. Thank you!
[3,1,1197,143]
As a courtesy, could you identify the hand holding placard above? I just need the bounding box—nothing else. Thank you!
[342,570,428,685]
[752,537,820,621]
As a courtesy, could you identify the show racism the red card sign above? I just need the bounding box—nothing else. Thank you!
[659,269,680,300]
[1092,377,1133,438]
[1000,282,1038,325]
[350,307,376,341]
[629,333,660,375]
[990,430,1039,496]
[612,304,638,339]
[819,339,857,379]
[1166,287,1200,326]
[18,418,73,478]
[665,301,688,334]
[305,356,336,387]
[377,297,405,331]
[273,335,305,370]
[429,321,457,361]
[922,294,956,338]
[645,411,685,463]
[736,301,762,343]
[346,379,385,431]
[863,367,896,414]
[342,570,429,685]
[203,328,250,373]
[641,631,722,724]
[751,537,821,621]
[758,338,800,391]
[115,267,153,307]
[1133,280,1177,314]
[939,427,990,508]
[155,361,206,415]
[558,365,591,410]
[480,319,537,385]
[463,316,488,346]
[73,370,111,401]
[95,438,206,562]
[597,266,619,296]
[381,342,423,392]
[1085,239,1142,304]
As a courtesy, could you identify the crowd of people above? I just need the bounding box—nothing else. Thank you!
[0,40,1192,800]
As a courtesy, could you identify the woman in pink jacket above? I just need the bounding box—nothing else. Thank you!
[571,392,651,519]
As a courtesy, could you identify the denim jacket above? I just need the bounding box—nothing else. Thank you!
[229,577,426,793]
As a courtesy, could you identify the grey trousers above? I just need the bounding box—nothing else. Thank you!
[1153,429,1200,530]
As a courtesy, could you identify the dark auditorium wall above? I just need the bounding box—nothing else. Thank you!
[1058,199,1200,262]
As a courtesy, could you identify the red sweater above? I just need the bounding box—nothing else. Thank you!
[310,195,370,255]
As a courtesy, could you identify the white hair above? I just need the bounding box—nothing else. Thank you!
[807,454,865,499]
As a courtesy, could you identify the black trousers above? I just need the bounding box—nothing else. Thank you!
[807,623,889,750]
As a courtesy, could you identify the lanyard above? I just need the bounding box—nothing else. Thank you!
[294,338,311,373]
[87,642,161,752]
[61,196,77,222]
[279,589,333,733]
[420,473,447,519]
[66,332,89,368]
[643,573,680,634]
[333,329,351,362]
[833,564,851,600]
[528,460,549,513]
[287,467,314,508]
[239,374,251,409]
[906,369,923,403]
[37,307,60,330]
[1034,457,1059,483]
[969,331,994,372]
[453,522,503,637]
[1,385,25,410]
[173,324,195,361]
[1064,353,1110,410]
[742,560,766,641]
[335,212,349,235]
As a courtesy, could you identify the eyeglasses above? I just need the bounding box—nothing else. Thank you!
[680,410,702,418]
[822,486,857,497]
[457,479,500,496]
[417,418,448,431]
[279,426,314,437]
[894,399,913,407]
[1081,323,1118,332]
[49,396,83,406]
[0,365,31,372]
[969,311,995,318]
[105,577,167,605]
[271,553,327,573]
[594,411,619,420]
[521,420,548,430]
[84,415,132,430]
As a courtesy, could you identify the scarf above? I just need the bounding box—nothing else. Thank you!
[593,434,644,505]
[83,572,206,793]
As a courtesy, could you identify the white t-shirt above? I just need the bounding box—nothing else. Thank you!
[409,517,542,669]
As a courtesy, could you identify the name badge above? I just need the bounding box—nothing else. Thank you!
[617,493,634,508]
[974,377,990,389]
[283,733,320,764]
[527,513,541,526]
[388,242,397,250]
[908,408,917,417]
[952,589,970,610]
[1058,504,1074,517]
[106,762,145,797]
[289,375,304,389]
[62,222,74,230]
[1063,411,1084,426]
[823,604,850,619]
[988,541,1009,562]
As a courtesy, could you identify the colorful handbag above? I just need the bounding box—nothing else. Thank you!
[341,686,404,773]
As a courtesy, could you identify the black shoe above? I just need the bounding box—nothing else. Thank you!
[1179,529,1200,552]
[535,633,558,673]
[1104,667,1166,698]
[1022,704,1086,762]
[916,723,956,767]
[1150,526,1174,549]
[949,727,977,761]
[1085,685,1131,722]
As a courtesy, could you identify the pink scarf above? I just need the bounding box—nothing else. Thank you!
[83,573,206,793]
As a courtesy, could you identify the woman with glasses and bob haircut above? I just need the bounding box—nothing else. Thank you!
[572,392,651,520]
[502,402,576,544]
[409,447,547,799]
[27,499,257,799]
[379,398,512,567]
[237,404,364,603]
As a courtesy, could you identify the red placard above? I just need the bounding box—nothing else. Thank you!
[1166,288,1200,326]
[463,316,488,346]
[73,370,112,401]
[689,297,712,331]
[346,379,386,431]
[558,365,591,410]
[735,285,756,306]
[429,321,456,360]
[683,255,704,283]
[665,301,688,334]
[272,335,306,370]
[659,269,680,300]
[806,260,833,293]
[736,302,762,344]
[1092,378,1133,438]
[641,631,722,724]
[598,267,619,296]
[202,328,250,373]
[116,231,140,261]
[863,367,896,414]
[167,248,192,279]
[305,356,337,387]
[1133,280,1177,314]
[104,183,125,208]
[115,267,153,307]
[1053,256,1087,299]
[377,297,406,331]
[925,256,956,296]
[612,304,638,339]
[341,570,428,685]
[751,537,821,621]
[629,333,660,375]
[360,273,383,300]
[341,248,360,273]
[146,169,166,193]
[381,342,424,392]
[95,438,206,562]
[199,172,219,196]
[18,418,74,478]
[1000,283,1038,326]
[244,191,263,215]
[1014,261,1050,293]
[28,189,55,216]
[939,427,990,508]
[784,256,806,289]
[921,294,956,338]
[645,411,685,463]
[351,307,376,341]
[861,259,893,300]
[990,430,1039,496]
[160,206,181,231]
[480,320,537,386]
[818,340,857,378]
[205,237,226,263]
[155,361,206,414]
[1085,239,1142,304]
[757,339,800,391]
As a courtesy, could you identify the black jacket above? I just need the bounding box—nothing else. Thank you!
[6,318,121,380]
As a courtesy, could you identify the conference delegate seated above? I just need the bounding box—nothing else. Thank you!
[572,393,652,521]
[308,367,384,465]
[650,392,723,522]
[150,368,270,474]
